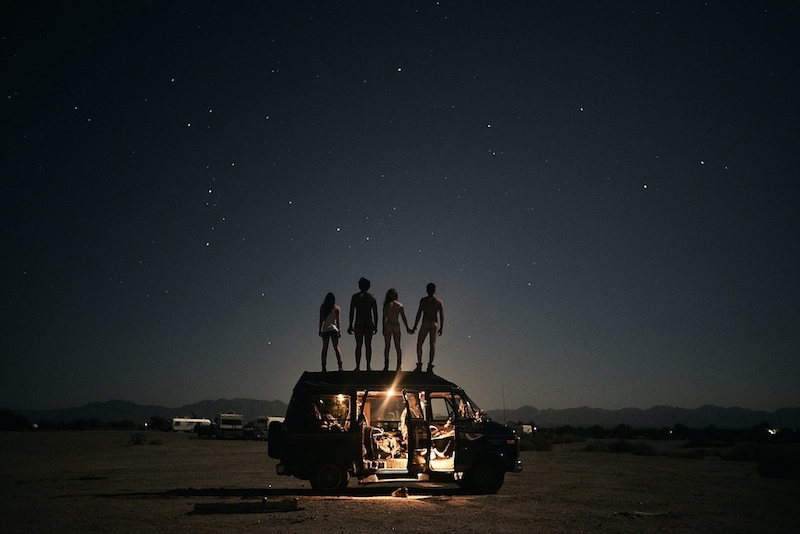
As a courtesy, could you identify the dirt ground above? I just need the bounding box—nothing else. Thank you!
[1,430,798,533]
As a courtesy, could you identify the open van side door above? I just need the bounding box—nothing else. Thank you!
[402,390,430,473]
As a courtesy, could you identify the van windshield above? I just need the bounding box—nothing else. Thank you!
[454,391,481,420]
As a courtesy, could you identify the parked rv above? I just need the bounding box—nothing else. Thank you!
[268,371,522,494]
[255,416,285,432]
[194,412,244,439]
[215,412,243,439]
[170,417,211,432]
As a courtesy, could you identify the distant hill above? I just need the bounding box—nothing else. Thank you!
[12,399,288,426]
[7,400,800,429]
[486,405,800,429]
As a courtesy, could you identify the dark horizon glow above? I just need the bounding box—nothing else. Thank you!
[3,2,799,413]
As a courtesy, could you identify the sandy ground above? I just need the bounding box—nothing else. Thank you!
[1,430,798,533]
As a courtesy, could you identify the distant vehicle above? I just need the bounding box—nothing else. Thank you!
[242,428,265,441]
[170,417,211,432]
[215,412,244,439]
[254,416,285,432]
[193,412,244,439]
[268,371,522,494]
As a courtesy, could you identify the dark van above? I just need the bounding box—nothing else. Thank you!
[268,371,522,493]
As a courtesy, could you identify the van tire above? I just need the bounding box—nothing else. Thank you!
[310,463,350,493]
[464,462,505,494]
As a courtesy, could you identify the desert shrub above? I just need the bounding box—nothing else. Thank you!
[758,446,800,479]
[665,447,710,460]
[129,432,148,445]
[608,439,634,454]
[519,434,553,451]
[582,440,610,453]
[550,433,586,444]
[630,441,658,456]
[722,442,763,462]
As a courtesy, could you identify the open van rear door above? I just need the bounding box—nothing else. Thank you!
[402,390,430,473]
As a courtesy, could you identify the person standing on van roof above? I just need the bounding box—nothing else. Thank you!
[382,288,412,371]
[347,277,378,371]
[411,282,444,372]
[319,292,343,372]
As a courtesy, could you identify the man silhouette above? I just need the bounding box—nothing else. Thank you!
[347,277,378,371]
[411,282,444,372]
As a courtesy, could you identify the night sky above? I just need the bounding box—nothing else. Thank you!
[3,1,799,413]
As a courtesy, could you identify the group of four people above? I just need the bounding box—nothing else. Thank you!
[318,278,444,373]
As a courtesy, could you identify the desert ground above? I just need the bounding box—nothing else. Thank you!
[1,430,798,533]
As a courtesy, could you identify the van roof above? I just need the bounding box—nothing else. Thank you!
[294,370,461,391]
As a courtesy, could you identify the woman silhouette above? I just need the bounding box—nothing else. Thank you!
[319,293,343,371]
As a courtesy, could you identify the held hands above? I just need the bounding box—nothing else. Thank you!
[406,328,414,335]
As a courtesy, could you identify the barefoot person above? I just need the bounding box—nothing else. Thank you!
[318,293,343,372]
[411,283,444,372]
[382,288,411,371]
[347,277,378,371]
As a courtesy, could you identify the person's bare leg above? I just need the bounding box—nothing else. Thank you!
[321,337,329,372]
[427,325,438,372]
[416,324,430,371]
[364,332,373,370]
[354,333,364,370]
[392,331,402,371]
[332,336,343,370]
[384,332,391,371]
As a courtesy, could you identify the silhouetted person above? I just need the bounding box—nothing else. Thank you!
[382,288,411,371]
[318,292,343,372]
[347,277,378,370]
[411,282,444,372]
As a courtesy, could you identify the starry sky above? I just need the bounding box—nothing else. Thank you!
[3,1,799,413]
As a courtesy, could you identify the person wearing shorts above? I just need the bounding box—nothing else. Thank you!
[318,292,343,372]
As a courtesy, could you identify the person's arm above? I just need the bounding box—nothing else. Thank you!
[347,295,356,333]
[371,299,378,334]
[438,300,444,335]
[334,306,341,330]
[400,304,411,331]
[318,313,324,336]
[412,299,423,331]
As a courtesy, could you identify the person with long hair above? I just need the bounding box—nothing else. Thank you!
[382,288,411,371]
[319,292,343,372]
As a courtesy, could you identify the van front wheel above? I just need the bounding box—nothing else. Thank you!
[310,463,350,493]
[465,462,504,494]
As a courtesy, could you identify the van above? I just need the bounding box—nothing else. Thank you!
[268,371,522,493]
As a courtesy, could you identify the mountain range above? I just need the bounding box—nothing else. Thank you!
[485,405,800,429]
[11,399,288,426]
[7,400,800,429]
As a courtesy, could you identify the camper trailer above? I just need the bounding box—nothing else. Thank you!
[214,412,243,439]
[268,371,521,494]
[170,417,211,432]
[255,416,285,431]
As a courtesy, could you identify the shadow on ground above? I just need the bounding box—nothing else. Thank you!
[96,484,472,514]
